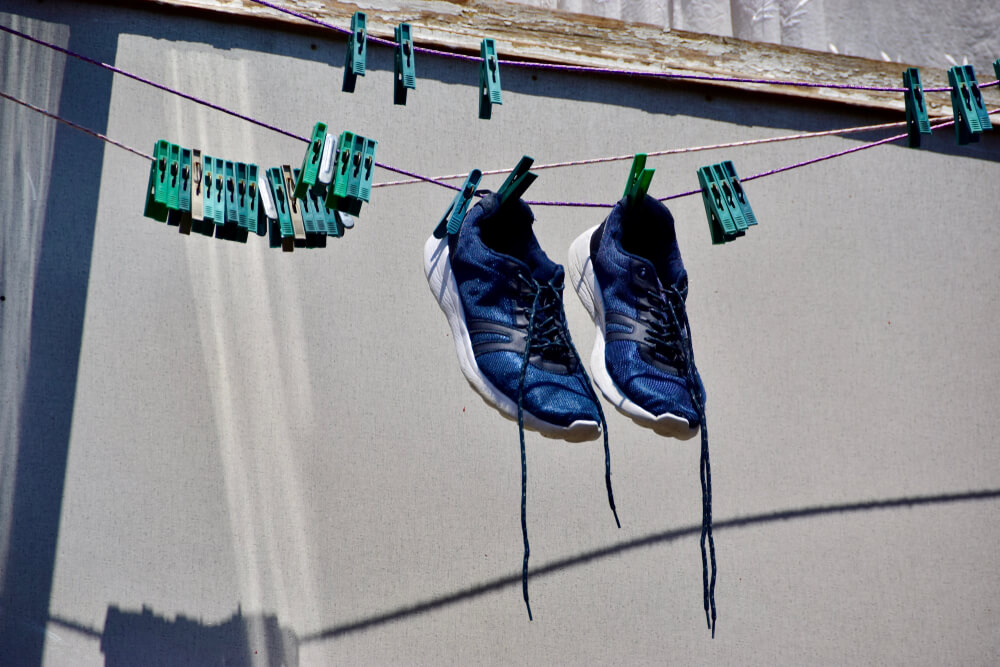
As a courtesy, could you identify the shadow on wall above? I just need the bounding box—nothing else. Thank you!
[99,606,299,667]
[31,487,1000,663]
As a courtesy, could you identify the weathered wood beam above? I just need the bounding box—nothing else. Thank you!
[134,0,978,115]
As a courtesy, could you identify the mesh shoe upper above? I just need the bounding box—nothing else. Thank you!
[589,195,702,425]
[449,193,599,428]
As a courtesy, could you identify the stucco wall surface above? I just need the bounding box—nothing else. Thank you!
[2,1,1000,665]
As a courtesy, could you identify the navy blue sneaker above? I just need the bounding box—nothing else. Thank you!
[425,191,621,621]
[568,194,703,439]
[569,194,716,635]
[425,192,603,442]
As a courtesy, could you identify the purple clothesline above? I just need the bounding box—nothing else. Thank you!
[2,22,996,211]
[247,0,1000,94]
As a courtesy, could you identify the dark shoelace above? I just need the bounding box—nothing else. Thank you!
[514,273,620,620]
[657,285,716,638]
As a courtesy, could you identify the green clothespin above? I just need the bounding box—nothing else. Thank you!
[176,148,193,233]
[294,122,327,199]
[223,160,238,227]
[496,156,536,209]
[994,59,1000,86]
[267,166,294,251]
[203,157,225,226]
[247,164,264,236]
[326,131,354,212]
[161,143,182,226]
[236,162,251,231]
[479,39,502,119]
[948,65,989,145]
[902,68,931,148]
[358,137,377,204]
[719,161,756,228]
[698,161,752,245]
[343,12,367,93]
[433,169,482,238]
[395,23,416,105]
[294,168,319,234]
[326,132,376,216]
[143,140,169,222]
[624,154,654,206]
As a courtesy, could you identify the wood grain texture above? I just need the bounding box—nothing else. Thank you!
[133,0,975,115]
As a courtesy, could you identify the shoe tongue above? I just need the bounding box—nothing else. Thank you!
[478,193,558,282]
[619,196,686,287]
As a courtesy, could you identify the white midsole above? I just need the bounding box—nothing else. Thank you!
[568,227,697,440]
[424,234,601,442]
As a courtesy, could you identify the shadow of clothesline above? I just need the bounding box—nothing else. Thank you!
[300,488,1000,643]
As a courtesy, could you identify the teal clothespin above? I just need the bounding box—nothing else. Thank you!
[247,164,264,236]
[479,39,502,119]
[294,168,320,234]
[202,156,225,227]
[236,162,250,230]
[326,131,353,211]
[433,169,482,238]
[294,122,328,199]
[994,58,1000,85]
[395,23,416,105]
[267,166,294,251]
[176,148,193,233]
[343,12,367,93]
[496,156,536,210]
[223,160,238,227]
[719,161,756,228]
[327,131,377,216]
[163,143,182,225]
[902,67,931,148]
[143,140,169,222]
[624,154,654,206]
[698,161,755,245]
[358,137,377,204]
[948,65,991,145]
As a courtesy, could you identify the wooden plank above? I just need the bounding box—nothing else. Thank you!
[133,0,972,115]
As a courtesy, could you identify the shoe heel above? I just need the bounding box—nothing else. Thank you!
[568,227,599,321]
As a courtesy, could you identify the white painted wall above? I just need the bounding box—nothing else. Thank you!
[2,1,1000,665]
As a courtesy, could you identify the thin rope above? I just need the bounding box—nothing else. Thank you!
[4,86,996,213]
[374,118,919,188]
[0,23,462,192]
[248,0,1000,94]
[0,90,154,161]
[0,23,308,142]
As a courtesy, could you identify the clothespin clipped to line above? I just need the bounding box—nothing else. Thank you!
[141,136,361,251]
[394,23,416,105]
[698,160,758,245]
[624,153,654,206]
[433,169,482,238]
[433,157,534,237]
[948,65,992,145]
[343,11,367,93]
[144,141,255,241]
[902,68,931,148]
[480,38,502,120]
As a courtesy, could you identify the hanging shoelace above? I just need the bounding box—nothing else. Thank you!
[653,284,716,638]
[514,272,620,620]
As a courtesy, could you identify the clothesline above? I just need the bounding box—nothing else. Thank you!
[2,22,996,210]
[247,0,998,95]
[6,88,989,210]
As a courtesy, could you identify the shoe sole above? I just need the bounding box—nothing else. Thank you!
[424,234,602,443]
[568,226,698,440]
